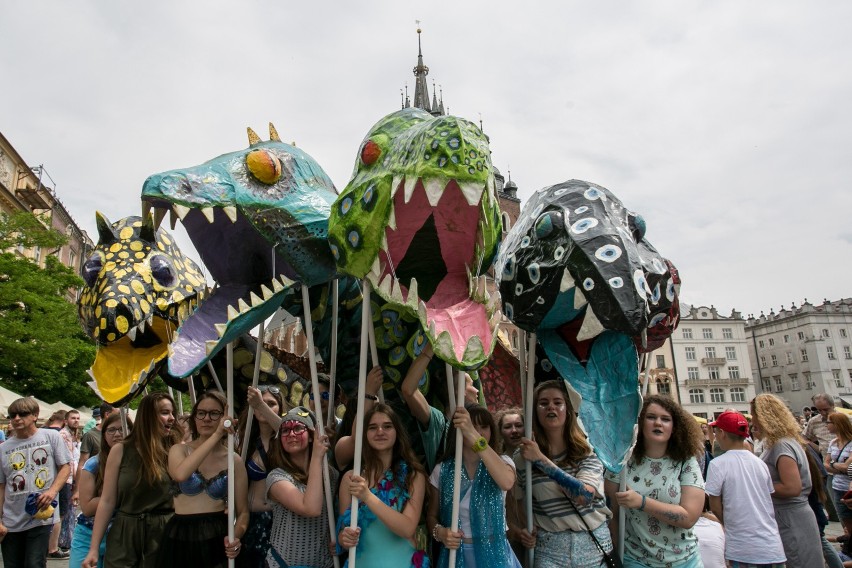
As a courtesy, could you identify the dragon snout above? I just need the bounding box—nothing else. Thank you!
[96,301,135,343]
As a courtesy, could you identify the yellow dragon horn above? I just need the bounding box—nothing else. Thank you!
[269,123,281,142]
[247,127,261,146]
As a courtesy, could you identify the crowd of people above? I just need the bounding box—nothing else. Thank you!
[2,367,852,567]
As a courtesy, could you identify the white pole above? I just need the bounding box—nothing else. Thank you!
[524,332,537,568]
[188,374,197,406]
[445,363,456,413]
[327,279,340,429]
[177,391,184,416]
[301,285,342,568]
[365,296,385,404]
[240,322,266,461]
[226,341,235,568]
[207,361,226,394]
[348,279,373,568]
[447,370,466,568]
[119,406,129,437]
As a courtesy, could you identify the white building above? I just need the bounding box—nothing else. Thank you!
[745,298,852,413]
[671,305,757,419]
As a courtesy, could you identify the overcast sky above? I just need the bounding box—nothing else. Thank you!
[2,1,850,318]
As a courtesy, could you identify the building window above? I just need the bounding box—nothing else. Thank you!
[790,373,800,391]
[823,329,831,338]
[771,354,778,366]
[841,329,848,339]
[769,338,775,346]
[706,346,716,359]
[801,349,809,362]
[828,346,836,360]
[804,371,814,389]
[774,376,783,393]
[34,246,42,263]
[703,328,713,339]
[834,370,843,388]
[657,381,671,396]
[730,387,746,402]
[762,378,771,392]
[685,347,696,361]
[798,331,805,340]
[656,355,666,369]
[759,340,765,348]
[708,366,721,380]
[786,352,794,365]
[783,334,790,343]
[722,328,733,339]
[845,346,851,360]
[760,355,767,368]
[849,369,852,385]
[725,347,737,360]
[728,366,740,380]
[682,328,693,339]
[688,367,700,380]
[710,388,725,403]
[689,389,705,404]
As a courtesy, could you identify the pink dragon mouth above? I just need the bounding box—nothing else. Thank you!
[365,176,500,364]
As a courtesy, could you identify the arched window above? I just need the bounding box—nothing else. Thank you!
[501,212,511,234]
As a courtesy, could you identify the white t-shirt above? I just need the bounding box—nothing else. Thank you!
[705,449,786,564]
[693,516,726,568]
[429,455,515,536]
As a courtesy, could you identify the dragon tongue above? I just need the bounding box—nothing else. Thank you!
[422,274,491,362]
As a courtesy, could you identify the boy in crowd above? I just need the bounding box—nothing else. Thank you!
[705,410,786,567]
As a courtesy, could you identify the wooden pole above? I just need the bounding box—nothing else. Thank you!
[226,342,235,568]
[524,332,537,568]
[447,370,466,568]
[327,279,340,429]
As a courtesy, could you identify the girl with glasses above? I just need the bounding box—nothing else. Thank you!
[70,412,131,568]
[157,391,249,567]
[337,403,428,568]
[82,392,183,568]
[265,407,336,567]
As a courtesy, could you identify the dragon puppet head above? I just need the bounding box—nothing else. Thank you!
[328,108,503,370]
[141,124,338,377]
[77,214,206,404]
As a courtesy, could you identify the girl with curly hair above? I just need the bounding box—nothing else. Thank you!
[604,395,705,568]
[751,393,822,567]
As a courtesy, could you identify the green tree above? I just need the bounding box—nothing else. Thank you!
[0,212,97,407]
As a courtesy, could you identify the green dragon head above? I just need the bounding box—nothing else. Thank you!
[329,108,502,369]
[77,214,206,404]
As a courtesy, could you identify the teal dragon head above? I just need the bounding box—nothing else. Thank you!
[77,214,207,404]
[141,124,336,377]
[329,108,502,369]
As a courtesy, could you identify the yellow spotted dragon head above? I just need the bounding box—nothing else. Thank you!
[77,213,207,405]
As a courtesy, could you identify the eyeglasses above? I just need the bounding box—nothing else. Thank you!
[258,385,280,394]
[537,401,566,410]
[280,425,308,437]
[195,410,224,421]
[8,411,32,419]
[105,427,124,436]
[309,391,330,401]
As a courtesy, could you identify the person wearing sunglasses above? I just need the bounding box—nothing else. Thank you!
[265,407,335,567]
[0,397,72,567]
[69,412,132,568]
[158,391,248,567]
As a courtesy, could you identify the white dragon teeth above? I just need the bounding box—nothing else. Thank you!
[152,208,168,230]
[223,206,238,223]
[126,327,137,342]
[201,207,215,223]
[238,298,251,313]
[391,175,403,199]
[459,181,485,206]
[387,207,397,231]
[577,306,604,341]
[250,292,263,307]
[424,178,444,207]
[227,305,239,321]
[169,208,179,230]
[574,287,588,310]
[271,278,285,293]
[378,273,393,298]
[173,204,190,221]
[560,268,576,292]
[215,323,227,338]
[403,177,418,204]
[380,232,389,252]
[137,320,146,335]
[407,278,419,310]
[142,202,152,220]
[261,285,274,300]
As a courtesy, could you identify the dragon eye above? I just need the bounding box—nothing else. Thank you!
[245,149,282,185]
[360,140,382,166]
[150,254,176,287]
[534,210,564,240]
[82,253,103,288]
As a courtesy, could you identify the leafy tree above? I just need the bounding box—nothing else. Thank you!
[0,212,97,407]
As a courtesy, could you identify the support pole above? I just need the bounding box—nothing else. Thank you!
[524,332,537,568]
[207,361,226,394]
[240,321,266,461]
[447,370,466,568]
[188,374,197,406]
[226,342,235,568]
[365,296,385,404]
[119,406,129,437]
[327,279,340,429]
[301,285,342,568]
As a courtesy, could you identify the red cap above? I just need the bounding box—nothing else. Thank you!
[709,411,749,437]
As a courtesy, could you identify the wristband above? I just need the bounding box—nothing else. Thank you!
[364,394,378,401]
[639,494,647,511]
[472,436,488,453]
[432,524,442,542]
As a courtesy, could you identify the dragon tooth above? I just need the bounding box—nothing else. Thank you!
[428,319,437,338]
[463,335,485,362]
[387,207,397,231]
[127,327,137,342]
[201,207,215,223]
[279,274,295,288]
[403,176,418,204]
[574,287,588,310]
[205,340,218,356]
[261,284,274,300]
[137,320,146,335]
[424,178,443,207]
[153,207,168,230]
[380,232,389,252]
[391,175,403,198]
[86,369,96,381]
[577,306,605,341]
[238,298,251,313]
[173,203,190,221]
[390,278,404,304]
[378,273,393,298]
[369,257,382,279]
[142,201,152,220]
[227,305,239,321]
[559,268,576,292]
[215,323,227,337]
[407,278,419,309]
[147,316,153,328]
[223,206,238,223]
[459,181,485,207]
[418,299,429,322]
[271,278,284,293]
[478,275,488,298]
[169,208,179,230]
[250,291,263,307]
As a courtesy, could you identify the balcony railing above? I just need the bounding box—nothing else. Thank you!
[684,378,750,387]
[700,357,727,366]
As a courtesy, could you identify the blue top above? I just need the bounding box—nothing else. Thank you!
[246,438,269,482]
[175,469,228,501]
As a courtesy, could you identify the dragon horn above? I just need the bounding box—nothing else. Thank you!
[247,127,261,146]
[140,212,157,243]
[269,123,281,142]
[95,211,118,244]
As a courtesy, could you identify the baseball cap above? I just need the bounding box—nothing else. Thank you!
[279,406,316,433]
[710,411,749,437]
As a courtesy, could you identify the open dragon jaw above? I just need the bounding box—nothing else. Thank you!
[140,124,338,378]
[77,214,207,405]
[328,108,503,370]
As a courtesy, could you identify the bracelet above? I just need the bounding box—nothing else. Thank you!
[472,436,488,453]
[639,494,647,511]
[364,394,378,401]
[432,524,442,542]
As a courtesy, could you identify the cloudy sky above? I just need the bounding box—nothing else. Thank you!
[2,1,850,318]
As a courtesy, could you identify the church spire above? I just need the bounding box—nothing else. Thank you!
[412,25,432,112]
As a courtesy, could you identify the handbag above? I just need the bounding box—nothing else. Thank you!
[567,498,622,568]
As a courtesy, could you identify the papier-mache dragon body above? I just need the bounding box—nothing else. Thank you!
[495,180,680,471]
